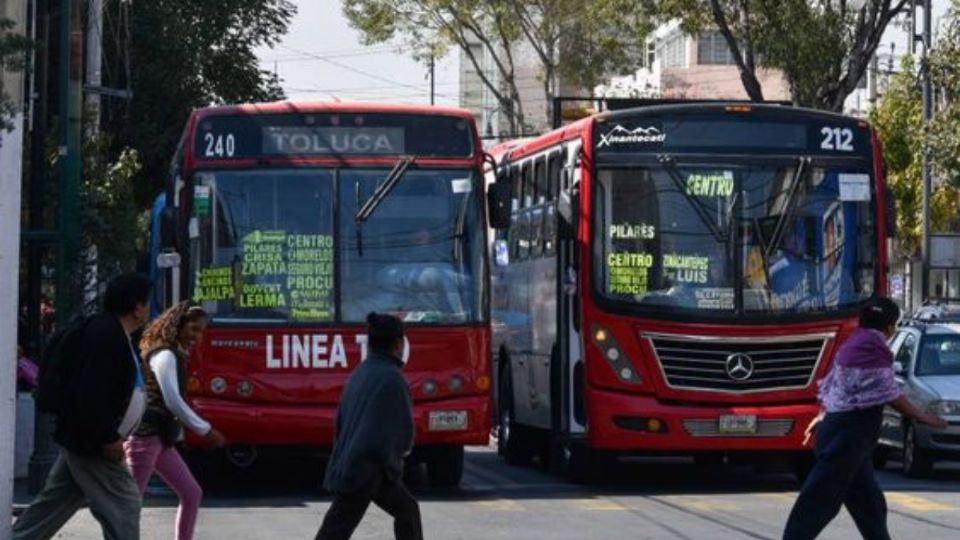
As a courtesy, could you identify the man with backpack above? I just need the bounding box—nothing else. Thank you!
[13,273,152,540]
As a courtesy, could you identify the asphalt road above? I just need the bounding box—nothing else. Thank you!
[30,445,960,539]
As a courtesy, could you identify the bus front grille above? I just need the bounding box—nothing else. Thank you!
[682,419,795,437]
[647,335,829,393]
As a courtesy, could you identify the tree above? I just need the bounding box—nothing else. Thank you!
[102,0,295,207]
[871,56,960,259]
[929,0,960,188]
[654,0,909,111]
[342,0,649,133]
[0,16,33,132]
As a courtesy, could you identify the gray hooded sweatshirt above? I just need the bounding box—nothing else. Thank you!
[323,350,414,493]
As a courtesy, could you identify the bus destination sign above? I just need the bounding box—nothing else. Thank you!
[193,112,473,160]
[594,115,871,156]
[263,127,405,155]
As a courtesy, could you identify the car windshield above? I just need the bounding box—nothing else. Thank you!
[189,168,485,324]
[918,334,960,376]
[594,161,877,317]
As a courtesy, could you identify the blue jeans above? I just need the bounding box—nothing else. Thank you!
[783,406,891,540]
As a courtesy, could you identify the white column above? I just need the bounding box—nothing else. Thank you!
[0,112,25,539]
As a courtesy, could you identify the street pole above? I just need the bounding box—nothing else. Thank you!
[57,0,82,320]
[920,0,933,303]
[0,124,25,540]
[30,0,83,493]
[85,0,102,136]
[429,55,436,106]
[0,4,29,532]
[26,0,54,495]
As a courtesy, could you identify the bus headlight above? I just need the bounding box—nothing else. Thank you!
[592,325,641,385]
[422,379,439,396]
[448,375,465,392]
[210,377,227,394]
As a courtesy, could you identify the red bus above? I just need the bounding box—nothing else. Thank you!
[154,102,492,486]
[485,103,895,479]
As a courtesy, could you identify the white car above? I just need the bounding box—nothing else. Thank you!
[876,320,960,476]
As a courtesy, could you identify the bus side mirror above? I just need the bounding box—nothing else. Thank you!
[488,180,512,230]
[160,207,178,250]
[885,186,897,238]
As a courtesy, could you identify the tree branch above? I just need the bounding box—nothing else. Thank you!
[710,0,765,101]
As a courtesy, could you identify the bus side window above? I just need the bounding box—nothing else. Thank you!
[522,162,533,209]
[511,165,521,212]
[535,156,547,206]
[530,207,544,258]
[547,152,562,201]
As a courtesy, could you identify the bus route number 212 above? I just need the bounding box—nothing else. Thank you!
[820,126,853,152]
[204,132,237,158]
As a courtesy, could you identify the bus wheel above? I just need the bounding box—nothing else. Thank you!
[498,369,534,466]
[426,445,464,488]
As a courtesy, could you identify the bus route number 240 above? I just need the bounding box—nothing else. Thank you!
[203,132,237,158]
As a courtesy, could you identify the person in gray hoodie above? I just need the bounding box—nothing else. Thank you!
[316,312,421,540]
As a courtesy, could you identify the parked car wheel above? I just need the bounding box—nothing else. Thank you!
[902,422,934,477]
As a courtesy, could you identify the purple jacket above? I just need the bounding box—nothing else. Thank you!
[819,328,901,412]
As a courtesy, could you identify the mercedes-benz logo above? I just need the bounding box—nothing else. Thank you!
[725,353,755,381]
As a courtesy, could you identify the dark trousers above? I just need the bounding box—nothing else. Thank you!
[783,407,891,540]
[315,472,422,540]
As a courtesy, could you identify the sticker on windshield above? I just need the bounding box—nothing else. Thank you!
[194,185,211,216]
[686,171,734,198]
[838,174,870,201]
[451,178,472,194]
[597,124,666,148]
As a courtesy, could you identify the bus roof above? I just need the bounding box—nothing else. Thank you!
[189,101,477,122]
[499,102,873,162]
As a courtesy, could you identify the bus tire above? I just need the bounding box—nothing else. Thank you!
[498,368,534,466]
[426,445,464,488]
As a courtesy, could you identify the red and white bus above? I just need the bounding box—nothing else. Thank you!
[154,102,492,486]
[485,103,895,479]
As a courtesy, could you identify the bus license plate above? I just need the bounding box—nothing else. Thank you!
[429,411,468,431]
[718,414,758,434]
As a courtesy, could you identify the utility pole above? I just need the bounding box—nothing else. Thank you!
[85,0,102,136]
[29,0,83,492]
[25,0,53,496]
[429,55,436,106]
[920,0,933,303]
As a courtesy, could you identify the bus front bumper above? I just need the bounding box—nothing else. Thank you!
[187,394,491,448]
[587,387,820,452]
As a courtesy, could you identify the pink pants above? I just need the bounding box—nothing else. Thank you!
[124,435,202,540]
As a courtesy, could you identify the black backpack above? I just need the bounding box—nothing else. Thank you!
[36,316,93,415]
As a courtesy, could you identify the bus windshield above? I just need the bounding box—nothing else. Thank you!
[594,160,877,317]
[190,168,485,324]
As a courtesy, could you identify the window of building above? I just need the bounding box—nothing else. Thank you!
[697,31,735,65]
[660,32,687,68]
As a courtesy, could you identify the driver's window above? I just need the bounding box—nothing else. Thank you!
[895,333,917,373]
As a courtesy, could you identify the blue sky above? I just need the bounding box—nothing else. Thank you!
[256,1,459,106]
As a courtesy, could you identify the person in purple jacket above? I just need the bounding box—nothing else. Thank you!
[783,297,948,540]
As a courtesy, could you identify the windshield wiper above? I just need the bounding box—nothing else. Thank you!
[355,155,416,222]
[659,155,727,243]
[765,157,810,259]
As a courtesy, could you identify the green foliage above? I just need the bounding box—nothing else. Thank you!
[871,54,960,259]
[104,0,295,207]
[0,17,34,132]
[929,1,960,188]
[342,0,650,131]
[653,0,907,111]
[81,129,144,282]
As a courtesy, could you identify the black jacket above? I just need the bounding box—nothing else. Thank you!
[323,350,414,494]
[54,313,138,456]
